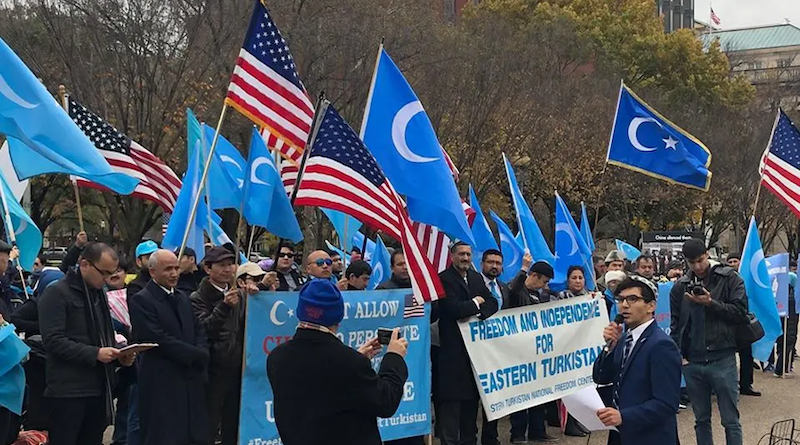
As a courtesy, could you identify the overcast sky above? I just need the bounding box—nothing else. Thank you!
[695,0,800,29]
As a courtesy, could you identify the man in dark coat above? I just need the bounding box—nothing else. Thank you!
[38,242,135,445]
[274,244,306,292]
[129,249,209,445]
[176,247,204,295]
[506,254,559,443]
[377,250,411,290]
[267,279,409,445]
[436,242,498,445]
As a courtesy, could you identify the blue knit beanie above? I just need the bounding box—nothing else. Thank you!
[297,279,344,326]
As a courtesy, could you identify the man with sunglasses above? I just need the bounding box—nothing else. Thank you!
[38,242,135,445]
[594,276,681,445]
[275,244,306,292]
[306,250,335,281]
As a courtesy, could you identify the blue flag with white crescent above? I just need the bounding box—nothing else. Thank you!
[0,38,138,194]
[615,239,642,262]
[503,154,554,264]
[368,236,392,290]
[607,84,712,191]
[552,193,594,292]
[202,124,246,210]
[740,217,782,362]
[469,185,499,270]
[0,169,40,271]
[360,47,473,245]
[580,202,595,252]
[243,128,303,243]
[322,210,362,253]
[490,211,524,283]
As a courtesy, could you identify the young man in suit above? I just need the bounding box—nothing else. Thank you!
[436,242,499,445]
[593,276,682,445]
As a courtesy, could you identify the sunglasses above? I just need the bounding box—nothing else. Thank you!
[314,258,333,267]
[278,252,294,259]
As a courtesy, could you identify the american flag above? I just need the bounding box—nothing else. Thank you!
[710,7,721,25]
[294,102,443,302]
[413,200,476,272]
[280,159,298,196]
[403,293,425,318]
[263,127,302,164]
[225,0,314,163]
[68,99,182,212]
[161,212,171,237]
[760,109,800,217]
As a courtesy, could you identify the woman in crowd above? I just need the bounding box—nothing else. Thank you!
[556,266,589,300]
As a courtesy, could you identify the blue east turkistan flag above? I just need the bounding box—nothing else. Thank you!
[0,38,138,194]
[0,323,29,415]
[322,210,362,253]
[352,231,377,261]
[616,239,642,262]
[469,185,498,270]
[0,169,41,270]
[503,154,554,265]
[201,123,246,210]
[490,211,524,283]
[580,202,595,252]
[243,128,302,243]
[607,83,712,191]
[325,241,351,265]
[765,253,790,317]
[740,217,782,362]
[368,236,392,290]
[552,193,594,292]
[360,47,473,245]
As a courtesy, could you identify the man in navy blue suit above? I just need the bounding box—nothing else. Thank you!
[593,276,682,445]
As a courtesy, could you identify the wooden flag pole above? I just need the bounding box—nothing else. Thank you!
[58,85,85,232]
[178,104,229,262]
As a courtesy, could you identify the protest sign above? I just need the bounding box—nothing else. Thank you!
[239,289,431,445]
[766,253,789,316]
[458,295,608,421]
[655,282,674,334]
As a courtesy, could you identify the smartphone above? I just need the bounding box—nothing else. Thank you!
[377,328,401,345]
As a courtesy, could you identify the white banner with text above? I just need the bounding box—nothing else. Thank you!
[458,295,609,421]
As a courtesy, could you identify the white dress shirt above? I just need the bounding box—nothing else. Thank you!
[627,318,655,349]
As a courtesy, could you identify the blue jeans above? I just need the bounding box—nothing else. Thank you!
[684,354,742,445]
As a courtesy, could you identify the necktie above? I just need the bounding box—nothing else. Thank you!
[613,332,635,408]
[489,281,502,309]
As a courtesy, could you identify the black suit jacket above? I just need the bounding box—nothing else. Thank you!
[436,266,499,401]
[267,328,408,445]
[129,280,209,445]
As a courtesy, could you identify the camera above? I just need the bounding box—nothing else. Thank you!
[690,277,705,296]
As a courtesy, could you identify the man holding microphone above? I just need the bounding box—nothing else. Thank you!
[593,276,682,445]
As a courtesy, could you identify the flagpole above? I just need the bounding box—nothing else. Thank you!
[753,110,780,218]
[0,172,29,300]
[58,85,85,233]
[246,226,256,258]
[178,104,229,261]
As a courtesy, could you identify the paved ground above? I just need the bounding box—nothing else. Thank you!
[482,368,800,445]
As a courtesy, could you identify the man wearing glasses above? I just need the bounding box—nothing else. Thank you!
[594,276,681,445]
[38,242,135,445]
[306,250,335,281]
[275,244,306,292]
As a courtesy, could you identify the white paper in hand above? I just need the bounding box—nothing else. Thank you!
[561,387,618,432]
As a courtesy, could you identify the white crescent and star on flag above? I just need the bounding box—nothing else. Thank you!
[391,100,439,164]
[627,116,680,153]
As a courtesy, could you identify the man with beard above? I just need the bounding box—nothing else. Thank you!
[436,242,498,445]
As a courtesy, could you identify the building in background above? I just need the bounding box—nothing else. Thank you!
[657,0,695,33]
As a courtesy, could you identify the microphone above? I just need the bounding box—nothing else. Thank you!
[602,314,626,355]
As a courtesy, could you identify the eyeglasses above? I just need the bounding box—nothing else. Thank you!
[314,258,333,267]
[90,262,117,277]
[614,295,646,304]
[278,252,294,259]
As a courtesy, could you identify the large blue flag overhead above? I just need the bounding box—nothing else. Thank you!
[322,210,362,253]
[503,154,554,265]
[368,236,392,290]
[469,185,498,270]
[243,128,302,243]
[740,217,782,362]
[490,211,524,283]
[579,202,595,252]
[0,38,138,194]
[201,123,246,210]
[552,193,594,292]
[615,239,642,262]
[360,47,473,245]
[607,84,712,191]
[0,169,41,270]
